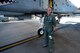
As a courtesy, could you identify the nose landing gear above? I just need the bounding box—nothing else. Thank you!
[37,28,44,37]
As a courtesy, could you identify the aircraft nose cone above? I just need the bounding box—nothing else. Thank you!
[0,0,16,5]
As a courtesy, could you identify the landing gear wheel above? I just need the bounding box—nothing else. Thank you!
[38,28,44,37]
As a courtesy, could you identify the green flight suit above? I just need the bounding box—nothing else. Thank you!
[44,13,56,53]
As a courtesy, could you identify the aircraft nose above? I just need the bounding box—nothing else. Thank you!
[0,0,16,4]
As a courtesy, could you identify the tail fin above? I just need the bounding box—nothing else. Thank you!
[54,0,77,13]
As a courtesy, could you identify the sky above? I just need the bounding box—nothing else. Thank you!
[69,0,80,8]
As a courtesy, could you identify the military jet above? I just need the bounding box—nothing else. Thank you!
[0,0,79,17]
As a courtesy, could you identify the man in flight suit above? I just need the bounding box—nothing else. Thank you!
[43,7,56,53]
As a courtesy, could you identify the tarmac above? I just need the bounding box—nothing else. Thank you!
[0,19,80,53]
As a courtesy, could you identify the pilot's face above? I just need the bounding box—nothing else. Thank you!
[47,7,52,16]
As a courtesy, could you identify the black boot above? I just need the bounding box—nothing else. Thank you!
[43,44,48,47]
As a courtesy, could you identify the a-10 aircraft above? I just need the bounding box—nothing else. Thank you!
[0,0,79,18]
[0,0,80,35]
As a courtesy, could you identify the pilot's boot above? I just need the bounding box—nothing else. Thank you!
[49,49,53,53]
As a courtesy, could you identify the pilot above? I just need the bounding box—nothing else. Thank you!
[43,7,56,53]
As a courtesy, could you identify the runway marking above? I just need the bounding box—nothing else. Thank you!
[0,24,70,52]
[0,35,39,52]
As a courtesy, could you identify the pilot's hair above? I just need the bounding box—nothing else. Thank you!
[48,6,52,9]
[47,6,53,13]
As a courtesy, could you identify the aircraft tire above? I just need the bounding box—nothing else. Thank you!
[38,28,44,37]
